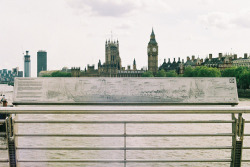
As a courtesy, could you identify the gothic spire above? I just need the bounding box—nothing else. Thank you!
[151,28,155,36]
[149,28,157,44]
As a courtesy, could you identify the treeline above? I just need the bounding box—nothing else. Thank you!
[42,71,71,77]
[142,66,250,89]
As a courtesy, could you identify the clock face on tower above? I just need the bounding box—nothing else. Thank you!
[153,47,157,52]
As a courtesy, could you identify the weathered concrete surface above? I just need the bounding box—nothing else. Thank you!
[13,77,238,105]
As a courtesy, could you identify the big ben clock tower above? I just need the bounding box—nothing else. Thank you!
[147,28,158,74]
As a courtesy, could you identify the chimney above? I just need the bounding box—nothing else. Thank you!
[192,55,195,61]
[187,56,190,61]
[26,51,29,55]
[182,59,184,63]
[209,54,212,60]
[127,65,131,70]
[219,53,222,59]
[168,58,170,63]
[164,59,166,63]
[234,54,238,60]
[173,58,176,62]
[244,53,248,59]
[178,57,181,63]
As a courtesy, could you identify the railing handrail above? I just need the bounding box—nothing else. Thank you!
[14,120,236,123]
[14,133,235,137]
[1,106,250,114]
[16,146,234,150]
[1,107,250,166]
[17,159,232,163]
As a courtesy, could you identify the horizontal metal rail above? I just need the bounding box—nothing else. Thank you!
[1,106,250,114]
[14,120,235,124]
[15,133,234,137]
[0,159,9,163]
[0,147,7,150]
[242,160,250,162]
[16,146,233,150]
[0,120,5,123]
[17,159,232,163]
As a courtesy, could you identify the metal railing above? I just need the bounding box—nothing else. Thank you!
[1,106,250,167]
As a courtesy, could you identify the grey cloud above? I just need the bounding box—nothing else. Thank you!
[68,0,137,17]
[199,10,250,29]
[231,11,250,28]
[199,12,231,29]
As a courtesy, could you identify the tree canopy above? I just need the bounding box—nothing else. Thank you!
[155,69,166,77]
[42,71,71,77]
[183,66,193,77]
[221,67,250,89]
[166,70,178,77]
[183,66,221,77]
[142,71,154,77]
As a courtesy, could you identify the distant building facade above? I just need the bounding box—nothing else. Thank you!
[159,58,184,74]
[147,29,158,74]
[71,67,81,77]
[159,53,249,75]
[0,67,23,84]
[24,51,31,77]
[78,37,145,77]
[184,56,203,68]
[232,53,250,68]
[98,40,122,77]
[202,53,235,70]
[37,50,47,77]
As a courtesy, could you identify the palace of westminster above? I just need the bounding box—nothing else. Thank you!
[71,29,159,77]
[70,29,250,77]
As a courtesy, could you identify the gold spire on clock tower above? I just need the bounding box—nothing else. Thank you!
[147,28,158,74]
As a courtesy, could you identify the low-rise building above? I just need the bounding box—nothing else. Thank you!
[159,57,184,74]
[232,53,250,68]
[202,53,236,70]
[0,67,23,84]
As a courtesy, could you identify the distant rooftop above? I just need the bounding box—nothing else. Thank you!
[38,50,47,52]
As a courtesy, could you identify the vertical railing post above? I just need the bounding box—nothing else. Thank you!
[231,114,237,167]
[5,116,16,167]
[231,113,245,167]
[124,122,127,167]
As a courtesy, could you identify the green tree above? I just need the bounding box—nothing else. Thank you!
[51,71,71,77]
[41,74,52,77]
[239,70,250,89]
[142,71,154,77]
[235,67,248,87]
[221,67,237,77]
[197,66,221,77]
[166,70,178,77]
[192,66,200,77]
[183,66,194,77]
[186,66,220,77]
[222,66,249,89]
[155,69,166,77]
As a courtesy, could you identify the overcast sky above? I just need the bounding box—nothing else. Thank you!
[1,0,250,77]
